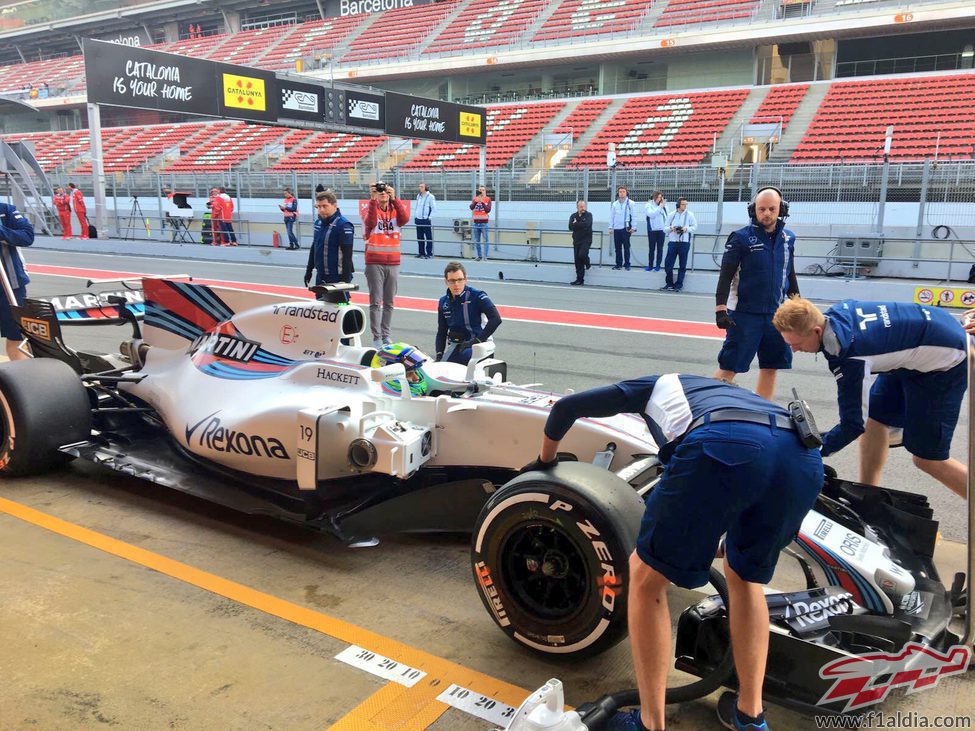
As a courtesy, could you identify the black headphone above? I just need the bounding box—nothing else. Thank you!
[747,185,790,221]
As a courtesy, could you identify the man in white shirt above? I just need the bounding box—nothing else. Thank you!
[644,191,667,272]
[661,197,697,292]
[609,185,636,271]
[414,182,437,259]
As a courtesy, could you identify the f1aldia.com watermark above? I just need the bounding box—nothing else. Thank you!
[814,711,973,729]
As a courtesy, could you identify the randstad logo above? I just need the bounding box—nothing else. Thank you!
[223,74,266,110]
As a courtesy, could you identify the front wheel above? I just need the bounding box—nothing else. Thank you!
[471,461,644,660]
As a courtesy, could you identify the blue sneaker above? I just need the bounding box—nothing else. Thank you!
[606,709,650,730]
[716,692,769,730]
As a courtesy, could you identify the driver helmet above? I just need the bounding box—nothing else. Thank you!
[371,342,430,396]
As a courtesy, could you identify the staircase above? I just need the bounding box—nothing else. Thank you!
[517,0,564,43]
[766,80,831,163]
[560,98,628,166]
[635,0,676,32]
[409,0,475,58]
[0,140,56,234]
[517,103,576,180]
[711,87,770,173]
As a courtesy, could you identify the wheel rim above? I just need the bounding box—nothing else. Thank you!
[499,521,590,621]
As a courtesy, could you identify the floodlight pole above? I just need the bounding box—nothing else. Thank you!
[87,102,109,238]
[875,124,893,233]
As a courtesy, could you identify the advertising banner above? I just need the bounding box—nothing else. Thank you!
[384,92,486,144]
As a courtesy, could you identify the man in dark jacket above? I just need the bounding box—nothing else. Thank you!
[435,261,502,365]
[568,200,593,286]
[0,202,35,360]
[305,190,354,295]
[713,187,798,400]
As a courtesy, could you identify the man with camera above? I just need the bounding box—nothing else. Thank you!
[609,185,636,271]
[364,181,409,349]
[435,261,501,365]
[660,197,696,292]
[470,185,492,260]
[644,191,667,272]
[713,187,798,400]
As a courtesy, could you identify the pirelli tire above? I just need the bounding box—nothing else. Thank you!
[471,461,644,660]
[0,359,92,477]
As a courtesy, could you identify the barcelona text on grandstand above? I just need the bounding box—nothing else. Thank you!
[339,0,418,17]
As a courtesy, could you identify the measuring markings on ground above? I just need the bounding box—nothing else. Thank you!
[437,683,519,727]
[335,645,427,687]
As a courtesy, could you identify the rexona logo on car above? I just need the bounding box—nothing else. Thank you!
[190,332,259,363]
[783,591,854,630]
[818,642,971,711]
[185,411,290,459]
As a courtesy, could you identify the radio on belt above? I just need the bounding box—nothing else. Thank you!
[789,388,822,449]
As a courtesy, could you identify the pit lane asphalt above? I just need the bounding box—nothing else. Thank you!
[0,249,971,730]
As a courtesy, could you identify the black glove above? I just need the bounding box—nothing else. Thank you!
[435,352,443,362]
[521,455,558,473]
[716,310,735,329]
[303,273,311,288]
[315,183,326,193]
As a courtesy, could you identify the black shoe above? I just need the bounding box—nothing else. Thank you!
[659,284,675,291]
[624,265,631,271]
[585,261,591,270]
[716,691,769,730]
[570,279,583,285]
[612,265,622,270]
[674,286,683,292]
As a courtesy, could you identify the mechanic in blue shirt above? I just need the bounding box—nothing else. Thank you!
[0,201,35,361]
[304,189,354,295]
[530,374,823,731]
[774,296,967,499]
[713,187,799,400]
[435,261,502,365]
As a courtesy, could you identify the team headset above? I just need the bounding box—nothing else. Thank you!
[747,185,790,221]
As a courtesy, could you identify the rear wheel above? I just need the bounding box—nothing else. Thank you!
[471,462,644,660]
[0,359,92,477]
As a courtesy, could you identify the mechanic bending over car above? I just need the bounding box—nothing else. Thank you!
[529,375,824,731]
[305,189,354,295]
[774,296,968,500]
[0,201,34,361]
[435,261,502,365]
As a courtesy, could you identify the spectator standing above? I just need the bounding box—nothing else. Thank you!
[661,197,697,292]
[713,187,799,400]
[280,188,299,249]
[304,189,354,292]
[774,297,968,500]
[53,186,72,240]
[0,202,35,361]
[435,262,502,365]
[67,182,88,239]
[609,185,635,271]
[414,182,437,259]
[470,185,492,260]
[644,191,667,272]
[364,182,409,349]
[208,188,225,246]
[529,374,822,731]
[568,200,593,286]
[218,187,237,246]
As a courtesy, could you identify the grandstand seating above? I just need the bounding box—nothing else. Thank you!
[74,121,216,173]
[553,97,612,136]
[532,0,651,43]
[261,16,368,70]
[161,123,293,172]
[655,0,759,27]
[568,88,748,167]
[750,84,809,132]
[403,102,564,169]
[341,2,456,63]
[1,128,90,172]
[424,0,547,55]
[265,131,387,171]
[0,55,84,95]
[792,74,975,162]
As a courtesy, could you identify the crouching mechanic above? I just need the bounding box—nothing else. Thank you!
[435,262,501,365]
[713,187,799,400]
[529,374,823,731]
[0,201,35,361]
[774,297,968,499]
[305,189,354,296]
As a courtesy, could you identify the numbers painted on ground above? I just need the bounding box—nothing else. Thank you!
[334,645,426,687]
[436,683,517,726]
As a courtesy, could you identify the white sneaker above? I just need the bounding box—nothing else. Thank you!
[373,339,383,350]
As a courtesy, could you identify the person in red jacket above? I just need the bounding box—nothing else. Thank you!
[218,186,237,246]
[470,185,492,260]
[208,187,225,246]
[67,182,88,239]
[53,186,72,239]
[364,181,409,348]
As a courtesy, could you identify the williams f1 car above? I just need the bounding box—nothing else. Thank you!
[2,278,653,659]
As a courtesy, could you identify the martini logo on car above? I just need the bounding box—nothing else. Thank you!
[185,411,290,459]
[191,332,260,363]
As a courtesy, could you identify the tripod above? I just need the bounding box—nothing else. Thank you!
[119,196,146,241]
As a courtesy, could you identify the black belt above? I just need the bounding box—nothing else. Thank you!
[689,409,795,433]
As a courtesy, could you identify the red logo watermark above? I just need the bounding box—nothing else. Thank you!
[818,642,971,712]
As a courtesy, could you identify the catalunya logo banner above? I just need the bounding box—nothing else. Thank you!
[223,73,266,110]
